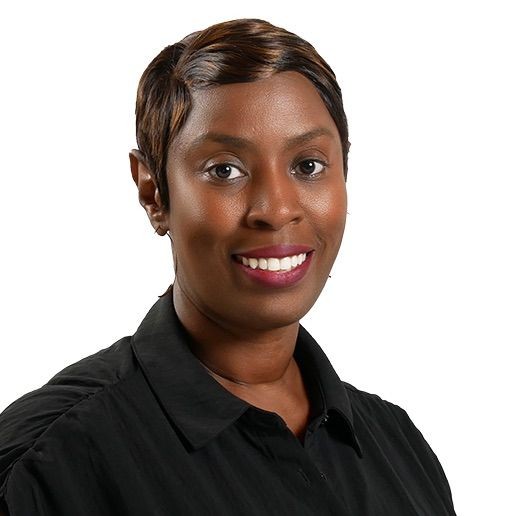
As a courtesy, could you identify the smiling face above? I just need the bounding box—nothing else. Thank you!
[164,71,347,331]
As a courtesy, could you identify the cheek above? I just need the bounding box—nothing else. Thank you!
[168,183,242,250]
[306,180,347,240]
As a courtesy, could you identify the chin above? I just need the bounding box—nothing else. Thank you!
[229,295,318,331]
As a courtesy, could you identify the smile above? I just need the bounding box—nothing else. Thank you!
[235,253,308,272]
[231,251,314,288]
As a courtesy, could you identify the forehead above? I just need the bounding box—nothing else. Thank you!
[171,71,340,153]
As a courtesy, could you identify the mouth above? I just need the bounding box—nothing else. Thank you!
[232,251,314,273]
[230,251,315,288]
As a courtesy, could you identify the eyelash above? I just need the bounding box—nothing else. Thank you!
[205,158,328,182]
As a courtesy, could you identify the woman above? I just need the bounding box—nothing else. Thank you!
[0,18,456,515]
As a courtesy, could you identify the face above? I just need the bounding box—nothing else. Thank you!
[165,71,347,331]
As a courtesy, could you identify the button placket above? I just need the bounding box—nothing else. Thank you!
[297,467,312,486]
[257,411,332,492]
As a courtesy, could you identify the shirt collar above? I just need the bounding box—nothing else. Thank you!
[131,291,362,458]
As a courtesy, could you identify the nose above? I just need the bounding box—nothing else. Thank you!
[245,166,304,230]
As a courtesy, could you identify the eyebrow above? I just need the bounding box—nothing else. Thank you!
[188,127,336,152]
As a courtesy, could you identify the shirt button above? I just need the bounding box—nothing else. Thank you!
[321,414,329,425]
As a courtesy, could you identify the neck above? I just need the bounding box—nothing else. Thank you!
[172,281,300,388]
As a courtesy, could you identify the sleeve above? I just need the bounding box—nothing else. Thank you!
[387,403,457,515]
[0,384,101,515]
[1,386,84,484]
[0,340,128,515]
[1,433,101,516]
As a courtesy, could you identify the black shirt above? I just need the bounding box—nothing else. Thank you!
[0,291,456,515]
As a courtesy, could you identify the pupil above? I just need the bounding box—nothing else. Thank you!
[300,161,315,174]
[215,165,232,178]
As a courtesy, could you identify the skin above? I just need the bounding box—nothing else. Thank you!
[129,71,347,440]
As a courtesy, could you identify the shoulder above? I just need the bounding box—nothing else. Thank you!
[341,379,434,447]
[342,380,412,422]
[341,380,455,508]
[0,336,135,495]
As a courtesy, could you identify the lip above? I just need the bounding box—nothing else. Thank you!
[232,250,315,288]
[231,244,314,259]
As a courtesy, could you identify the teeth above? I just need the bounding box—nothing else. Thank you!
[238,253,308,272]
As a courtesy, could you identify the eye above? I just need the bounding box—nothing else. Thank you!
[293,159,327,178]
[206,163,245,181]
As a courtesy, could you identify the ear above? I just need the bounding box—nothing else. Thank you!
[129,149,168,235]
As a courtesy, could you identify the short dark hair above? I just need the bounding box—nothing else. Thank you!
[135,18,349,210]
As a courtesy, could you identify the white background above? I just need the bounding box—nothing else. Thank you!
[1,1,514,514]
